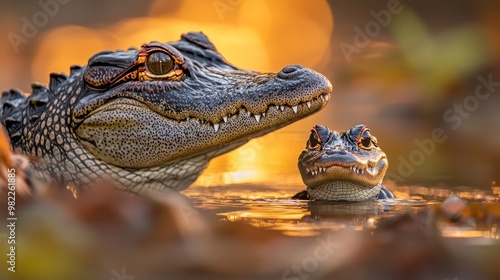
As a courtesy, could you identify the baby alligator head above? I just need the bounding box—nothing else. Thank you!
[297,124,390,201]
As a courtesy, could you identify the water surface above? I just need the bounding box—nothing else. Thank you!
[183,183,500,238]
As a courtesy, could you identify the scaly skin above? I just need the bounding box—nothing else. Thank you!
[295,124,394,201]
[0,32,332,194]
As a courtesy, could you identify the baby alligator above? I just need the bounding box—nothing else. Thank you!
[294,124,394,201]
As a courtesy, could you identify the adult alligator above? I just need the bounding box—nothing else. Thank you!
[294,124,394,201]
[0,32,331,194]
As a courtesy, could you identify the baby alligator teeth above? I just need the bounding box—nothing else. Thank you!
[309,167,327,176]
[350,166,371,175]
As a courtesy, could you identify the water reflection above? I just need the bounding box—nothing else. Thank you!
[183,183,500,238]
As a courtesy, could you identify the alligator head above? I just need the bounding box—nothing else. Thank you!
[1,32,332,194]
[297,124,392,201]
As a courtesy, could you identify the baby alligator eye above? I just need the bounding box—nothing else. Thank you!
[308,129,321,150]
[146,51,174,76]
[358,130,373,149]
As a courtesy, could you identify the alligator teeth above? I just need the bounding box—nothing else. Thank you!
[312,171,317,176]
[361,169,365,175]
[202,99,325,130]
[186,117,190,121]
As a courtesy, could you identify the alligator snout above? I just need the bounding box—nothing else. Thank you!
[277,64,304,79]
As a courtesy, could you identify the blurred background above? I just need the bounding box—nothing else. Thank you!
[0,0,499,190]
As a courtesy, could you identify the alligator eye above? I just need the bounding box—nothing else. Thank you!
[146,51,174,76]
[308,129,321,150]
[358,130,374,149]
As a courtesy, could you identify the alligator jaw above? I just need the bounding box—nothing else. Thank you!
[76,89,330,169]
[302,156,388,189]
[184,92,330,133]
[306,180,384,201]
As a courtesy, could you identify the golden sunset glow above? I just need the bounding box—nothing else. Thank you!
[2,3,500,279]
[32,0,333,77]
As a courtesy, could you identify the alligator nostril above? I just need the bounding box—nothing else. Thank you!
[278,64,304,79]
[282,65,302,73]
[326,149,347,155]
